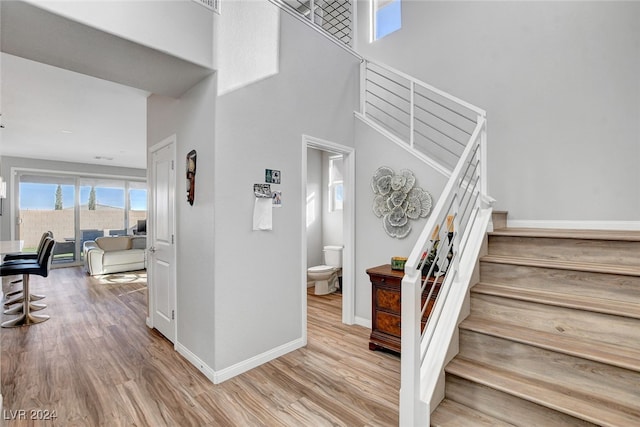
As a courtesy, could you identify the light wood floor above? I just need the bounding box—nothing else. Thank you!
[1,267,400,426]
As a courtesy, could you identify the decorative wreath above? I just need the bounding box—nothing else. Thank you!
[371,166,432,239]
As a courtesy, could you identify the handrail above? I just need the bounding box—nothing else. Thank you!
[361,59,484,171]
[400,115,492,426]
[363,59,486,117]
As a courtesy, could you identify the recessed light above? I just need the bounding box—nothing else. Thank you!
[61,129,73,134]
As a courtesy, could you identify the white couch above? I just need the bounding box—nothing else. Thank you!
[83,236,146,276]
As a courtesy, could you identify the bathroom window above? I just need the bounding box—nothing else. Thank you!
[329,155,344,212]
[371,0,402,41]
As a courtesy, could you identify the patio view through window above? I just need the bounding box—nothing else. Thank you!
[18,173,147,266]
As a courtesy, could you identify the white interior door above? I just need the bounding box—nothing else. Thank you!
[149,138,176,342]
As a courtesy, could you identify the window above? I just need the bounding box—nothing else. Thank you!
[328,155,344,212]
[16,171,146,266]
[371,0,402,41]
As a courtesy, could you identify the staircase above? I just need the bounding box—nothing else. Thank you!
[431,213,640,426]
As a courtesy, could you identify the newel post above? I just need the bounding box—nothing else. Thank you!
[399,269,428,426]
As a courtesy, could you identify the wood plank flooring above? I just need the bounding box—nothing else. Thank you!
[1,268,400,426]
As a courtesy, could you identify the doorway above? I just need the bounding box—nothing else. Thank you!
[302,135,355,332]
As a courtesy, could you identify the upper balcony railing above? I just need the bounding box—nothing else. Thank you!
[272,0,353,46]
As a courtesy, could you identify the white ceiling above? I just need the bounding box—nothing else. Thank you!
[1,53,149,169]
[0,0,215,171]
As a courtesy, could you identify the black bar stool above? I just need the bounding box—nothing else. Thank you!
[0,237,55,328]
[3,231,52,300]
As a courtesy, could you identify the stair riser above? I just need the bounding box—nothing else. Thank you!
[488,236,640,267]
[445,374,597,426]
[480,261,640,302]
[470,293,640,351]
[458,330,640,410]
[491,211,508,230]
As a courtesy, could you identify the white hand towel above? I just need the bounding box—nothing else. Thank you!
[253,197,272,231]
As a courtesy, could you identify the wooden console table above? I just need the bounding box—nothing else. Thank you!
[366,264,442,354]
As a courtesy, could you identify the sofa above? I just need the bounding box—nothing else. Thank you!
[83,236,146,276]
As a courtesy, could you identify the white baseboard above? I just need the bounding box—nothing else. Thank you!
[176,337,306,385]
[507,219,640,231]
[213,337,305,384]
[354,316,371,329]
[175,341,217,384]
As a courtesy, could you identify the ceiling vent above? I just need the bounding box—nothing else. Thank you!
[193,0,220,13]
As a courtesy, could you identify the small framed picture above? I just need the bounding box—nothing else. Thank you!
[265,169,281,184]
[272,191,282,207]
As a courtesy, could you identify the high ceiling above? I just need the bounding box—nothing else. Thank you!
[1,53,149,170]
[0,0,214,171]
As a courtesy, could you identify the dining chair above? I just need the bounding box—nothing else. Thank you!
[0,237,55,327]
[2,231,52,303]
[3,231,53,300]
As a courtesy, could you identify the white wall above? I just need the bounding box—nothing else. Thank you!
[147,74,217,369]
[213,7,360,371]
[354,118,448,324]
[355,0,640,225]
[27,0,213,67]
[306,148,323,268]
[213,0,280,94]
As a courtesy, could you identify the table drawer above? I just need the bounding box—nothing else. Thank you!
[375,287,401,313]
[375,311,401,337]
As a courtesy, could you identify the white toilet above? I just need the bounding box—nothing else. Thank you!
[307,245,343,295]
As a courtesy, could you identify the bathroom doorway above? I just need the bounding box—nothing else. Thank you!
[302,135,355,334]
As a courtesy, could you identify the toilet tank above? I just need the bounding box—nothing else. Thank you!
[323,246,343,267]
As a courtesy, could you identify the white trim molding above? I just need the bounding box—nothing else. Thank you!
[507,219,640,231]
[175,341,217,384]
[354,316,372,329]
[175,337,306,385]
[354,113,452,179]
[302,134,356,325]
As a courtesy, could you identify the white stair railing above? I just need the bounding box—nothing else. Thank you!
[359,59,485,175]
[358,54,493,427]
[400,116,493,426]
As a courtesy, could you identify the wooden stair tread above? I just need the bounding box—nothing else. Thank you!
[445,357,640,427]
[460,316,640,372]
[472,282,640,320]
[489,228,640,242]
[481,254,640,277]
[430,399,515,427]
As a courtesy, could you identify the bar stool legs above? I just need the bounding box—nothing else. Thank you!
[4,301,47,315]
[3,292,46,307]
[1,274,49,328]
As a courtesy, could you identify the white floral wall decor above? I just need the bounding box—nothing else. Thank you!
[371,166,433,239]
